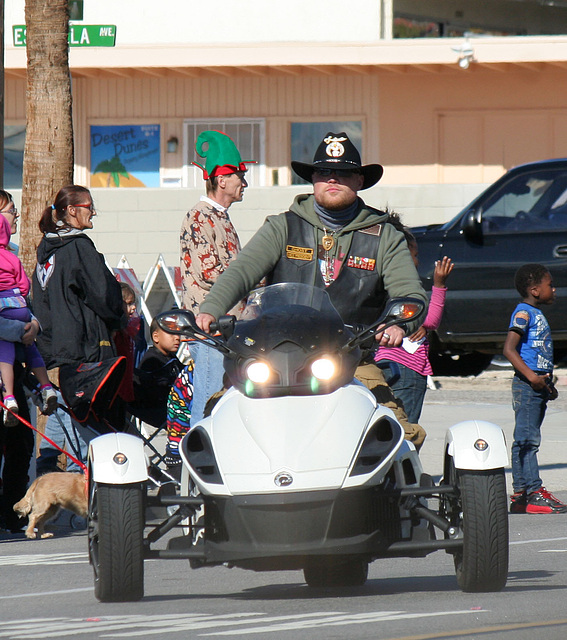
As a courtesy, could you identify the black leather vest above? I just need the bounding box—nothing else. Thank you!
[267,211,386,325]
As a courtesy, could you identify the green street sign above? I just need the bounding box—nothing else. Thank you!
[13,24,116,47]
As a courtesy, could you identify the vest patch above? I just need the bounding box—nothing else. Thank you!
[358,223,383,237]
[347,255,376,271]
[286,245,314,261]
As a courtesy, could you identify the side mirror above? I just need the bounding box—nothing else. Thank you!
[155,309,233,356]
[155,309,197,335]
[344,297,426,351]
[461,208,483,242]
[381,299,425,326]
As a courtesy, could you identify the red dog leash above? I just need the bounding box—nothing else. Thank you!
[0,400,88,474]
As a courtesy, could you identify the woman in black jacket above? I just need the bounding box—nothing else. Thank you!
[31,185,126,465]
[32,185,125,368]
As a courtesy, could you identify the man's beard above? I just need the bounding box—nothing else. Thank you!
[317,190,357,211]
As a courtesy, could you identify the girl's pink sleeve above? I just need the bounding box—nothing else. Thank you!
[16,259,30,296]
[423,286,447,331]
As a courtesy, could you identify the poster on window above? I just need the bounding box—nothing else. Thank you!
[90,124,160,187]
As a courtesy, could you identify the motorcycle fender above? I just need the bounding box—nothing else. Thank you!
[194,385,380,495]
[88,433,148,484]
[445,420,508,470]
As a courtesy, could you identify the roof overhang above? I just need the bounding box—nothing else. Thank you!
[6,35,567,79]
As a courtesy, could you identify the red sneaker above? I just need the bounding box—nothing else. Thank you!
[510,490,527,514]
[526,487,567,514]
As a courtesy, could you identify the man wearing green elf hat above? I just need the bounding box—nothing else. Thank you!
[179,130,254,433]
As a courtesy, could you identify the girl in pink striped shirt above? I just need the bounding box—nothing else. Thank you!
[375,218,453,423]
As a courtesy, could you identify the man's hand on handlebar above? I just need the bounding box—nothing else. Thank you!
[375,324,404,347]
[196,312,216,333]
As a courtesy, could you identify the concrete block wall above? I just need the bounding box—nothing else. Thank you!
[12,182,490,283]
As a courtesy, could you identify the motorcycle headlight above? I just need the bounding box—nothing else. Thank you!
[246,361,271,384]
[311,357,336,381]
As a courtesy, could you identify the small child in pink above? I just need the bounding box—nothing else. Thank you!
[0,215,57,425]
[375,215,453,424]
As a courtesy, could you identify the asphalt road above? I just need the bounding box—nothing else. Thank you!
[420,367,567,492]
[1,370,566,640]
[1,513,567,640]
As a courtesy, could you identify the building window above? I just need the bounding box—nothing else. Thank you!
[183,119,265,188]
[4,125,26,189]
[69,1,84,21]
[291,121,362,185]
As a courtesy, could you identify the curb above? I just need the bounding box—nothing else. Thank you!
[433,367,567,390]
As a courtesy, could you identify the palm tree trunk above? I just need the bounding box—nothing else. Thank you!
[19,0,74,276]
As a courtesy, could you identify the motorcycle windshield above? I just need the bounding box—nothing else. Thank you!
[240,283,342,323]
[226,283,360,396]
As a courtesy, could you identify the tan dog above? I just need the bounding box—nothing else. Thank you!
[13,472,88,539]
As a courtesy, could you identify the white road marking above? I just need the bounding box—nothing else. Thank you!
[0,588,93,601]
[0,615,261,639]
[200,610,486,637]
[0,552,88,567]
[510,536,567,546]
[0,610,486,639]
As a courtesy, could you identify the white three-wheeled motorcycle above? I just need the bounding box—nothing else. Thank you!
[87,282,509,602]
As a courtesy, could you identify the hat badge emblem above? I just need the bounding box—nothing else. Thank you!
[324,135,347,158]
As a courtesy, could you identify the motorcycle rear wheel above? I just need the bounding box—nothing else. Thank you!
[303,557,369,588]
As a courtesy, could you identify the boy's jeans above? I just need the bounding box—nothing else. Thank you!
[511,374,549,494]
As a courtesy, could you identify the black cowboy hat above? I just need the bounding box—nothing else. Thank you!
[291,132,384,190]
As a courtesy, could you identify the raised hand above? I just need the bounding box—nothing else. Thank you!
[433,256,454,288]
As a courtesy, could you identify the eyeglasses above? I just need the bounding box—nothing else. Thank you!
[225,171,247,181]
[74,203,96,213]
[3,207,18,216]
[313,169,361,178]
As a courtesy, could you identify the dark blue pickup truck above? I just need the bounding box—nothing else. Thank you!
[412,159,567,374]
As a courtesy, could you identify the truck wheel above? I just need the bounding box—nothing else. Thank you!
[89,482,145,602]
[304,557,368,588]
[454,469,509,592]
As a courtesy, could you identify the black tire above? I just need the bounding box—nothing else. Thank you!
[304,557,368,588]
[454,469,509,593]
[89,482,145,602]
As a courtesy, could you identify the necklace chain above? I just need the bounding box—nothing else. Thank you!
[321,227,342,285]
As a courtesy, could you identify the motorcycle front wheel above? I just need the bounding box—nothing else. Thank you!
[453,468,509,592]
[89,482,145,602]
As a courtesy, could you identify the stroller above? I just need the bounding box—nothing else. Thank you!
[20,357,178,490]
[129,353,185,471]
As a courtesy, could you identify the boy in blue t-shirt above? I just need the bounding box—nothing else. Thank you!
[503,263,567,514]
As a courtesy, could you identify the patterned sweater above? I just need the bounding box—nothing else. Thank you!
[180,197,243,316]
